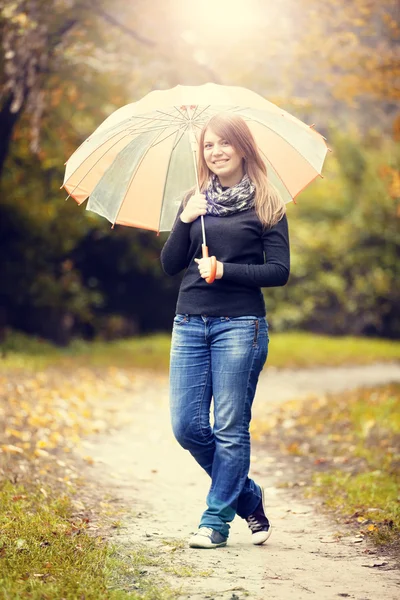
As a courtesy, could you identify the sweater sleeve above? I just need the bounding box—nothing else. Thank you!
[222,214,290,287]
[160,203,192,276]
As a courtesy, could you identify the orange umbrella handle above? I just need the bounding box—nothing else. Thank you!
[202,245,217,284]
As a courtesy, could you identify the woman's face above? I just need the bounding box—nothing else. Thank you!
[203,127,244,187]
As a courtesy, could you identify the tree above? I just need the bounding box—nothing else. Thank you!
[0,0,222,180]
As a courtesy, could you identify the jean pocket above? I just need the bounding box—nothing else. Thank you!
[173,314,188,326]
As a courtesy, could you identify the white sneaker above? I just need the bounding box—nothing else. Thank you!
[188,527,228,549]
[245,488,272,545]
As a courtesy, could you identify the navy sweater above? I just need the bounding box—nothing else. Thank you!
[160,206,290,317]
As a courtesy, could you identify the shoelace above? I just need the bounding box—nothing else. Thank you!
[246,514,267,533]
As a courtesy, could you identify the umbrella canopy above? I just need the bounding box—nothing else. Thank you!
[63,83,328,232]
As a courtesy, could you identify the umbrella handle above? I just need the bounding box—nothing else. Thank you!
[202,245,217,284]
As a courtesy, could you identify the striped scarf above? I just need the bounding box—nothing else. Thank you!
[205,174,255,217]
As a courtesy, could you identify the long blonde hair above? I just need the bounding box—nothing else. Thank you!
[194,113,286,228]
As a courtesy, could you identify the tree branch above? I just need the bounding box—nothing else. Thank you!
[90,3,155,47]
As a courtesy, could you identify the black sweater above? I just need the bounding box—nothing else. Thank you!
[160,207,290,317]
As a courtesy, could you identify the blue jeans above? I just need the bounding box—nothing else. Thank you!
[169,314,269,538]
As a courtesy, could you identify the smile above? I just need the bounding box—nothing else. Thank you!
[213,160,228,165]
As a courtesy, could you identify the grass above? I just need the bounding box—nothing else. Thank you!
[0,481,178,600]
[1,330,399,373]
[0,360,189,599]
[1,329,399,593]
[252,383,400,550]
[313,470,400,546]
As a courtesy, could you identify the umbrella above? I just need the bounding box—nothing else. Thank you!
[62,83,328,282]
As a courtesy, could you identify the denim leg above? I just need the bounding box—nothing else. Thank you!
[199,317,268,537]
[169,316,215,474]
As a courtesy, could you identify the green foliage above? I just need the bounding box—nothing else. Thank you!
[314,470,400,546]
[266,130,400,337]
[253,383,400,548]
[1,331,399,374]
[309,384,400,544]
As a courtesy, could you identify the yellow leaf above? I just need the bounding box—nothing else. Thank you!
[36,440,49,449]
[34,448,50,458]
[5,428,24,439]
[1,444,24,454]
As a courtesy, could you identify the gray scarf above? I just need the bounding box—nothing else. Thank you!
[205,174,255,217]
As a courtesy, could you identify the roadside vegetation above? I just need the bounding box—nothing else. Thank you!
[0,364,189,600]
[0,481,178,600]
[252,383,400,556]
[1,330,399,374]
[1,333,399,596]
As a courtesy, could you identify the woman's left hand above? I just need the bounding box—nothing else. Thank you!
[194,258,224,280]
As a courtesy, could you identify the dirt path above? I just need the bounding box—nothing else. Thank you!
[78,363,400,600]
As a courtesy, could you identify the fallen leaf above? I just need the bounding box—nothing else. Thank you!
[1,444,24,454]
[34,448,50,458]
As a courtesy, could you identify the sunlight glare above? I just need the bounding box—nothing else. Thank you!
[179,0,262,41]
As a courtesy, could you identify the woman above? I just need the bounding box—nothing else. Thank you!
[160,113,290,549]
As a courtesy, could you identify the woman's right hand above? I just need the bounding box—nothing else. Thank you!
[180,193,207,223]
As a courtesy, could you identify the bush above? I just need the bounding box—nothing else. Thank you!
[266,129,400,338]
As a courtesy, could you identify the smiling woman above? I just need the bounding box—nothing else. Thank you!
[203,130,244,188]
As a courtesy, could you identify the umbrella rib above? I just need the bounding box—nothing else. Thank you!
[157,107,188,122]
[65,121,182,192]
[64,128,140,195]
[157,127,188,232]
[172,125,188,150]
[66,115,167,180]
[64,124,175,199]
[258,148,293,202]
[191,104,211,122]
[126,122,180,135]
[149,124,186,148]
[65,122,184,202]
[112,125,170,227]
[129,112,184,125]
[173,106,190,121]
[89,111,184,141]
[240,112,327,176]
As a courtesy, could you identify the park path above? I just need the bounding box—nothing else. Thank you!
[78,363,400,600]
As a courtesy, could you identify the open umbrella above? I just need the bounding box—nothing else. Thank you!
[62,83,328,282]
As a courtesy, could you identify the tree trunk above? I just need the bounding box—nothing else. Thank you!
[0,94,24,178]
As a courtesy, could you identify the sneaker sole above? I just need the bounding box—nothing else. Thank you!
[252,487,272,545]
[252,523,272,545]
[188,535,227,549]
[189,538,227,549]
